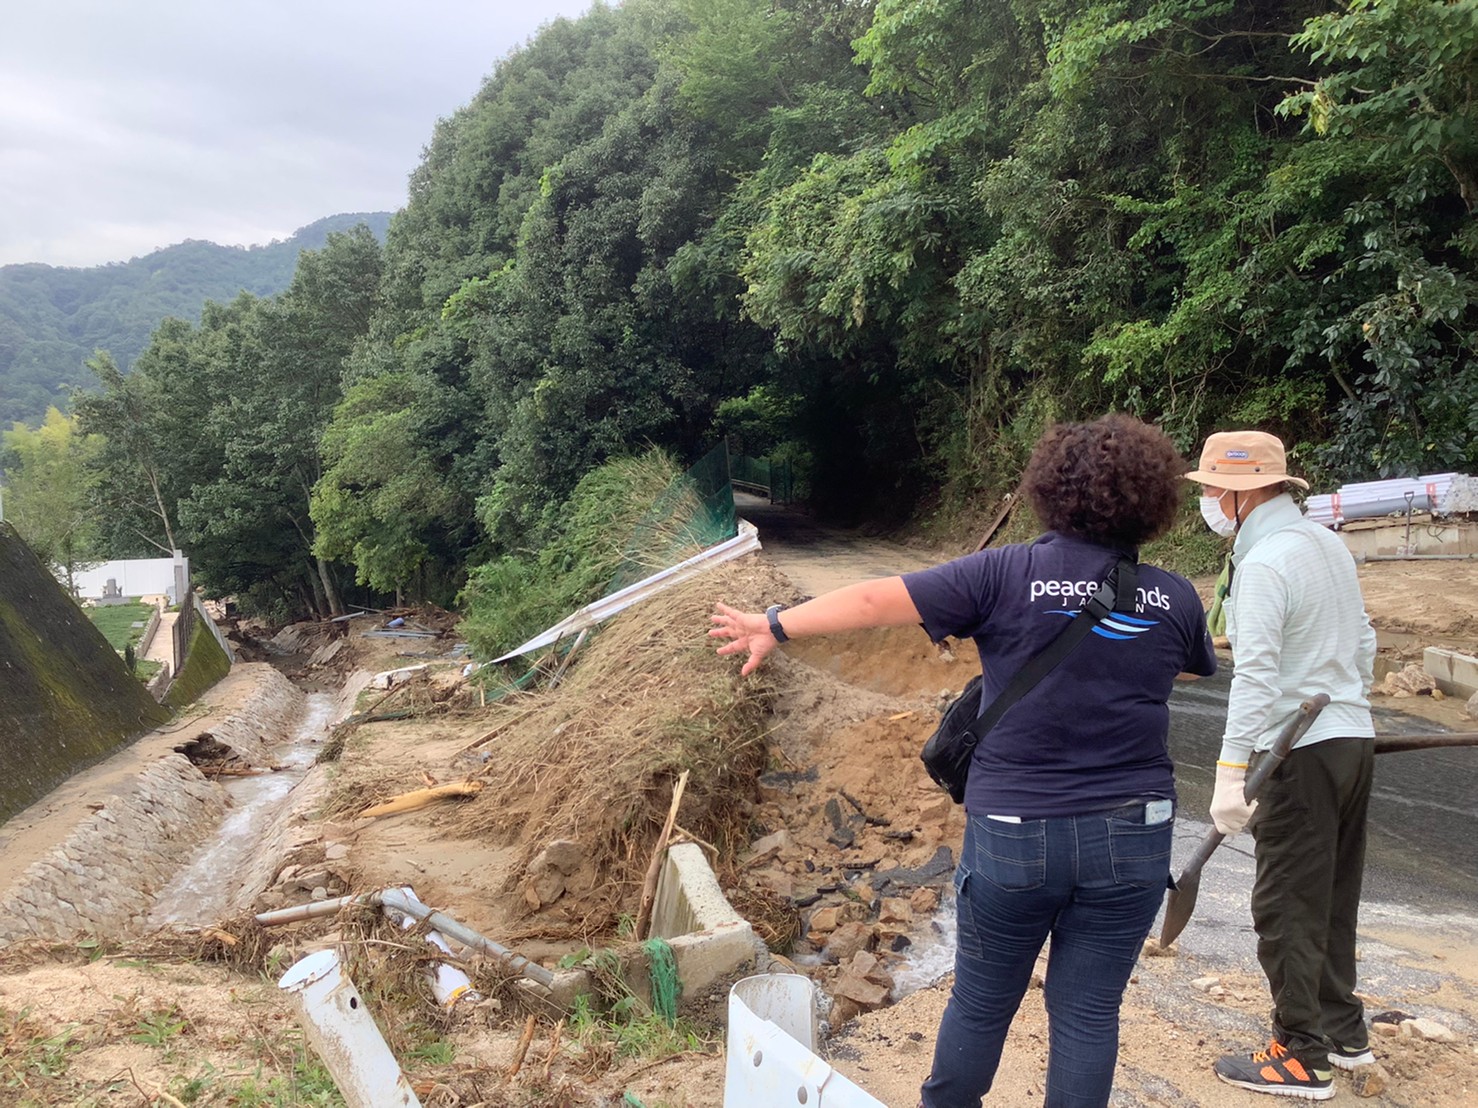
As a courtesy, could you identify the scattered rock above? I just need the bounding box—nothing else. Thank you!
[824,921,874,963]
[1464,690,1478,720]
[1191,976,1221,992]
[1350,1063,1389,1098]
[747,829,790,861]
[1376,664,1438,698]
[831,950,894,1013]
[909,887,940,915]
[1401,1017,1459,1043]
[879,897,913,925]
[324,843,349,862]
[808,906,841,935]
[537,839,588,874]
[1373,1021,1403,1039]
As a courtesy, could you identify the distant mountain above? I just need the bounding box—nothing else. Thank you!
[0,212,393,427]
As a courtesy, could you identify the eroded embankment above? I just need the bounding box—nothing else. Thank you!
[0,664,305,943]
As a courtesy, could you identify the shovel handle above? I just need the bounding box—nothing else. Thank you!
[1242,693,1331,803]
[1374,732,1478,754]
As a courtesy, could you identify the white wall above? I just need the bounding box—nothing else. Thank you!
[69,556,187,600]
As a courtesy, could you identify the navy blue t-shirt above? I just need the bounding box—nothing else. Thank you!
[902,532,1217,817]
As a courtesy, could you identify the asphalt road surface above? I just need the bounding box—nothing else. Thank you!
[1168,669,1478,914]
[743,492,1478,994]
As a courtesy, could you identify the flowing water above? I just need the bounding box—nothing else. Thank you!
[148,693,335,927]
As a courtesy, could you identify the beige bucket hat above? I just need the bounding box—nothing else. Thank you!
[1185,430,1309,491]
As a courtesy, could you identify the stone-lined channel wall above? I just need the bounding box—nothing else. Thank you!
[0,666,305,944]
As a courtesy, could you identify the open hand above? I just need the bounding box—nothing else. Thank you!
[709,602,777,676]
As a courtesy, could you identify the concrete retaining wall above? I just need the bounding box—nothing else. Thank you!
[195,666,305,766]
[0,664,309,944]
[0,754,225,942]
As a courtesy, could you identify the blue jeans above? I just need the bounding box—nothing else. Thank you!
[920,806,1172,1108]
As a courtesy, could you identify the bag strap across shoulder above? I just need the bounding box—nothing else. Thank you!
[963,555,1138,744]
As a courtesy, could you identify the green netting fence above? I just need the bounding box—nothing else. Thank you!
[728,449,797,506]
[607,440,738,594]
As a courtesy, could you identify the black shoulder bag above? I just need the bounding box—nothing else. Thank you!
[920,556,1139,804]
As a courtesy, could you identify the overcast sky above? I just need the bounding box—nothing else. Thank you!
[0,0,596,268]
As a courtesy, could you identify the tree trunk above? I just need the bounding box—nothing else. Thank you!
[305,565,328,622]
[317,556,344,617]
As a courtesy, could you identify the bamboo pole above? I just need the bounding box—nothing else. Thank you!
[634,770,689,941]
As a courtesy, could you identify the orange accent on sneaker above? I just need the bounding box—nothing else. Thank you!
[1285,1059,1310,1082]
[1250,1041,1290,1064]
[1259,1065,1286,1083]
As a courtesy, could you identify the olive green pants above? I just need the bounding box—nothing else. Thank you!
[1249,737,1375,1063]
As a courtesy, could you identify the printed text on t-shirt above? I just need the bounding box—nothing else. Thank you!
[1028,578,1173,612]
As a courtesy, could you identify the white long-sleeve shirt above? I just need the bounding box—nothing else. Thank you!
[1220,493,1376,764]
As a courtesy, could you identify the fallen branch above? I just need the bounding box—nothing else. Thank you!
[506,1014,538,1078]
[456,709,539,758]
[634,770,689,940]
[542,1017,564,1082]
[202,765,278,779]
[358,781,485,820]
[671,822,719,861]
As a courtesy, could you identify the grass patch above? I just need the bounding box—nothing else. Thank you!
[0,1006,83,1099]
[83,601,154,652]
[459,448,729,662]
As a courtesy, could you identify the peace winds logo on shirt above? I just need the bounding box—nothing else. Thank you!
[1029,577,1171,640]
[1043,608,1159,640]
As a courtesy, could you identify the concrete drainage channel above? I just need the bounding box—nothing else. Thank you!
[0,660,891,1104]
[259,841,886,1106]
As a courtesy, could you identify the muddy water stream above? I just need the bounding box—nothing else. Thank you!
[148,693,335,927]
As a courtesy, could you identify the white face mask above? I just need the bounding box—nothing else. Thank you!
[1200,494,1238,537]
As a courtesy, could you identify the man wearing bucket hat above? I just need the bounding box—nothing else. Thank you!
[1187,430,1377,1101]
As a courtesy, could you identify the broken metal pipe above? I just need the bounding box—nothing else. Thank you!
[383,886,482,1009]
[255,888,554,989]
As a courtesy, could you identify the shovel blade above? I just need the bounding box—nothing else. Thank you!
[1159,869,1201,949]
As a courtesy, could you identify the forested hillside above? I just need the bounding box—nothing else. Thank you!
[0,212,392,425]
[5,0,1475,634]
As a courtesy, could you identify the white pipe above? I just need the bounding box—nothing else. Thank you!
[1355,553,1478,562]
[278,949,422,1108]
[256,895,357,925]
[256,888,555,990]
[385,887,482,1009]
[377,887,556,988]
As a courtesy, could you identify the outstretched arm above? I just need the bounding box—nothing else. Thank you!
[710,577,922,676]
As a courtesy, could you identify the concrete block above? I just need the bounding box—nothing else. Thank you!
[669,919,760,996]
[1424,647,1478,698]
[649,842,763,997]
[651,842,745,939]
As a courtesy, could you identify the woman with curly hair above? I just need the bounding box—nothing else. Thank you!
[711,413,1216,1107]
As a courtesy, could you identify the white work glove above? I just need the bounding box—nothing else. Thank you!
[1210,762,1257,837]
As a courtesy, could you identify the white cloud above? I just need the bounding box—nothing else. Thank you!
[0,0,596,266]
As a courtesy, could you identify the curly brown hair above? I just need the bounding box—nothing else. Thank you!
[1021,413,1186,548]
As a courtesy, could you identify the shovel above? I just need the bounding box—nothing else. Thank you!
[1158,693,1330,948]
[1374,731,1478,754]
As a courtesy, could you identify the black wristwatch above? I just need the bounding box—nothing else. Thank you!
[765,604,790,643]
